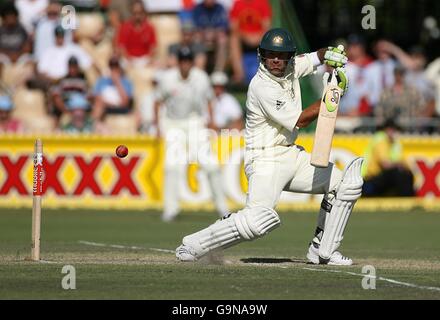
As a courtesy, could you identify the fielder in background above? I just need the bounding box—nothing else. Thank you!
[210,71,244,132]
[176,28,362,266]
[153,46,229,222]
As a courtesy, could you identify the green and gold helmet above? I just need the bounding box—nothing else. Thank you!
[258,28,297,62]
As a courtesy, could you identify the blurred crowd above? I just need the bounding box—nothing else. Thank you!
[331,34,440,134]
[0,0,439,135]
[0,0,264,135]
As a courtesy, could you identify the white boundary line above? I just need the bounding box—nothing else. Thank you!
[303,267,440,293]
[78,241,175,254]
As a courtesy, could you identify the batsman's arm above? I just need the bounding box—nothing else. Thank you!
[316,48,327,63]
[295,100,321,129]
[296,67,349,129]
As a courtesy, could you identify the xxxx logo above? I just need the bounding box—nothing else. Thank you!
[0,154,143,196]
[414,159,440,197]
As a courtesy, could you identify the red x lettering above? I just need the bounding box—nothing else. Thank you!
[0,155,29,195]
[111,156,140,196]
[416,160,440,197]
[73,156,103,195]
[43,156,66,195]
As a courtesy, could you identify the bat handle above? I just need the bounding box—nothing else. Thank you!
[337,45,346,71]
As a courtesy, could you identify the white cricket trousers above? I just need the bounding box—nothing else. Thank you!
[162,117,229,219]
[244,144,343,209]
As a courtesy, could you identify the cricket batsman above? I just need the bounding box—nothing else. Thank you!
[176,28,363,265]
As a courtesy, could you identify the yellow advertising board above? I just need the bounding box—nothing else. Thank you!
[0,134,439,211]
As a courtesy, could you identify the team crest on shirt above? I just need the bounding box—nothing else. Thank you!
[276,100,286,110]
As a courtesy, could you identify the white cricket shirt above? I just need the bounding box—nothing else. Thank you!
[155,67,213,120]
[245,54,317,150]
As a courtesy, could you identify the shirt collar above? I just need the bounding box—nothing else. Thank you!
[258,63,294,89]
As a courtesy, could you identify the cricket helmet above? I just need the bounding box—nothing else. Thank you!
[258,28,297,59]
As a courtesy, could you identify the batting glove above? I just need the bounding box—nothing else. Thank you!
[335,67,349,96]
[324,45,348,68]
[322,68,349,96]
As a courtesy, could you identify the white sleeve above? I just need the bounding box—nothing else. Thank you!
[294,53,317,79]
[254,86,301,132]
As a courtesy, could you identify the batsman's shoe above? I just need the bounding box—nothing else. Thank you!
[176,244,198,262]
[306,242,353,266]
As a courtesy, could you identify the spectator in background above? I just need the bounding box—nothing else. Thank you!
[15,0,49,35]
[63,0,99,11]
[363,40,396,112]
[362,119,414,197]
[116,0,157,68]
[192,0,229,73]
[37,26,92,82]
[108,0,132,40]
[426,57,440,117]
[92,56,134,122]
[168,21,207,70]
[0,95,23,133]
[379,41,437,119]
[375,65,426,132]
[62,93,94,134]
[210,71,243,131]
[34,0,72,60]
[229,0,272,84]
[339,34,373,116]
[0,3,32,65]
[50,56,91,122]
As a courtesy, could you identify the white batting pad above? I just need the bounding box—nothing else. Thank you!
[319,158,363,260]
[233,206,280,240]
[177,207,280,261]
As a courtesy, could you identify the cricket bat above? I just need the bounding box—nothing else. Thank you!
[310,70,343,168]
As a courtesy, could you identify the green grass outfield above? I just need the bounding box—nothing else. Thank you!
[0,208,439,300]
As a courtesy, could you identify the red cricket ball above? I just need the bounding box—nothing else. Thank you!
[116,145,128,158]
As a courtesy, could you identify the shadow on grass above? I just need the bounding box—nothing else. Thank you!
[240,257,307,264]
